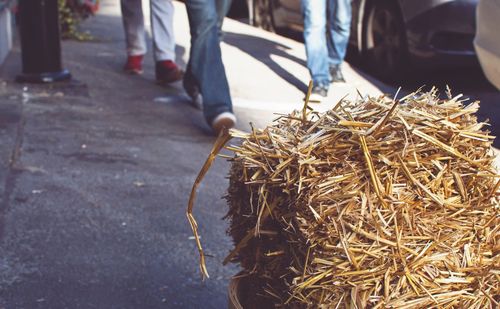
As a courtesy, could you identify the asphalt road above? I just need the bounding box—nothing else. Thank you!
[0,3,239,307]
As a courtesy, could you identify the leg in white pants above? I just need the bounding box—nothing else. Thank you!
[120,0,176,61]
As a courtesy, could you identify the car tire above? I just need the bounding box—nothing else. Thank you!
[227,0,249,18]
[362,0,409,81]
[252,0,276,32]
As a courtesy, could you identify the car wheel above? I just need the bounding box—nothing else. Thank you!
[227,0,249,18]
[363,0,408,81]
[253,0,276,32]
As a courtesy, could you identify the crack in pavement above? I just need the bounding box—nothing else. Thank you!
[0,99,26,240]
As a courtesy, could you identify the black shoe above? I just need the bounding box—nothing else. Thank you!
[330,65,346,83]
[308,85,328,103]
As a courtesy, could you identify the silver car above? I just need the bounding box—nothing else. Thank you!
[244,0,478,81]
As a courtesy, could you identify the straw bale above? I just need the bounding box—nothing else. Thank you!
[188,88,499,308]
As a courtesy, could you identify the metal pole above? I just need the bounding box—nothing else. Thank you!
[16,0,71,83]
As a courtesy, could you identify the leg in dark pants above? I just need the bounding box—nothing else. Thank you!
[184,0,233,125]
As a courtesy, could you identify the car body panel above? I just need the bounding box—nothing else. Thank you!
[272,0,302,28]
[474,0,500,89]
[398,0,456,21]
[403,0,477,68]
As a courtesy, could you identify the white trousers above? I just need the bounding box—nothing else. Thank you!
[120,0,175,61]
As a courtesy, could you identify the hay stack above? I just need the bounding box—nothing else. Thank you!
[188,88,499,308]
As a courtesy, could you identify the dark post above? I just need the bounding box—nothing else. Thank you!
[16,0,71,83]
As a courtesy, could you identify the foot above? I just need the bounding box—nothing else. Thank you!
[183,74,203,110]
[156,60,184,84]
[330,64,346,83]
[124,55,144,75]
[211,112,236,135]
[308,84,328,103]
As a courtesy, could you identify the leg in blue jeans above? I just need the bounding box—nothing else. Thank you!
[327,0,351,66]
[301,0,330,87]
[184,0,233,124]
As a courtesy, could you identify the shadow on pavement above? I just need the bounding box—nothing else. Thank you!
[222,31,308,93]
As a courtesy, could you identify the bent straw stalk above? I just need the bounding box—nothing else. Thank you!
[187,88,499,308]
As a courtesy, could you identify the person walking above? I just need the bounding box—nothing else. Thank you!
[121,0,183,84]
[302,0,351,102]
[183,0,236,134]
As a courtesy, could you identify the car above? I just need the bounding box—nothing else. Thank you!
[244,0,478,81]
[474,0,500,90]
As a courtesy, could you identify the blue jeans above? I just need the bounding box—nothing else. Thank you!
[301,0,351,87]
[184,0,233,124]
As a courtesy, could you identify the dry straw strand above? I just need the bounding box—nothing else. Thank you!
[187,88,500,308]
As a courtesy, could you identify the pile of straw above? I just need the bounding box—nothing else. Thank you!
[188,87,499,308]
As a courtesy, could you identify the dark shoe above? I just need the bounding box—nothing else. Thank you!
[156,60,184,84]
[183,72,203,110]
[211,112,236,135]
[308,85,328,103]
[124,55,144,74]
[330,65,346,83]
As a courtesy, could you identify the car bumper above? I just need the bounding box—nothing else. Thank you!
[404,0,478,69]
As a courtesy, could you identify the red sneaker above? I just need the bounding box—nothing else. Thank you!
[156,60,184,84]
[124,55,144,75]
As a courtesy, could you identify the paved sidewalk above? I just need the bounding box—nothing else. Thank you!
[0,2,243,307]
[188,4,390,113]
